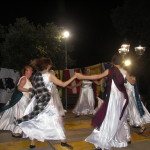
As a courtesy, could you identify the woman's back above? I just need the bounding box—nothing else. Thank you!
[42,72,53,93]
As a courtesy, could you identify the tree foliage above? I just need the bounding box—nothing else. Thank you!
[0,17,75,70]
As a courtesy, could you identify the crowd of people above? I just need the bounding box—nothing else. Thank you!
[0,54,150,150]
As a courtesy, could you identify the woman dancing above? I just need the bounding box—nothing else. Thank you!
[70,67,95,116]
[0,65,33,137]
[17,57,76,149]
[125,74,150,134]
[76,54,132,150]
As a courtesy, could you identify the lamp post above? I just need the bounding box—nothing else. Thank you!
[63,31,70,110]
[118,43,146,71]
[118,43,130,59]
[118,43,146,84]
[63,31,70,69]
[135,45,146,56]
[118,43,146,58]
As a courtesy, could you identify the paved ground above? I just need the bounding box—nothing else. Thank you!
[0,109,150,150]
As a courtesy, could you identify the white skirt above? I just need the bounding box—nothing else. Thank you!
[127,88,150,126]
[73,87,95,115]
[0,96,29,134]
[19,96,66,142]
[85,81,130,150]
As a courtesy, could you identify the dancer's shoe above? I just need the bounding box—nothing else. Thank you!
[61,142,73,149]
[29,145,36,148]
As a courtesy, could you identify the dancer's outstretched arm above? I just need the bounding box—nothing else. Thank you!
[76,69,109,80]
[49,74,77,87]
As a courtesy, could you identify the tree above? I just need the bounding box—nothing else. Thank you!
[0,17,75,70]
[36,23,75,69]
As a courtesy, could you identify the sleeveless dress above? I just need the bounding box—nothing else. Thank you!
[19,72,66,142]
[85,68,130,150]
[0,76,32,134]
[125,81,150,126]
[73,80,95,115]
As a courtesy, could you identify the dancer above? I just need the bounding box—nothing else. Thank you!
[0,65,33,137]
[17,57,76,149]
[70,67,96,116]
[75,54,131,150]
[124,74,150,134]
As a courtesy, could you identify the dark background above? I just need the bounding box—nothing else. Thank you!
[0,0,150,102]
[0,0,124,67]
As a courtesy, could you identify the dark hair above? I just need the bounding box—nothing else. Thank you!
[81,67,87,74]
[36,57,52,71]
[111,53,122,65]
[126,67,137,77]
[21,65,33,75]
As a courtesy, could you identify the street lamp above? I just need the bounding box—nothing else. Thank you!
[118,42,146,71]
[63,31,70,110]
[118,42,146,83]
[124,59,131,66]
[118,43,146,58]
[135,45,146,56]
[63,31,70,69]
[118,44,130,58]
[63,31,70,38]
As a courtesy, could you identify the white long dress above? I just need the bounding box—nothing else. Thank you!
[51,84,65,116]
[85,68,130,150]
[19,72,66,142]
[0,76,32,134]
[125,81,150,126]
[73,80,95,115]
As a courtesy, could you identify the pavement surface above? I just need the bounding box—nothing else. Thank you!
[0,109,150,150]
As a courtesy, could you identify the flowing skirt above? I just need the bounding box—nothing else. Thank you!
[85,81,130,150]
[73,87,95,115]
[127,87,150,126]
[19,96,66,142]
[0,96,29,134]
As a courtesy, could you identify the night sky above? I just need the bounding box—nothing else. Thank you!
[0,0,124,68]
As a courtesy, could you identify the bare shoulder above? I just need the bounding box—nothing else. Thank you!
[20,76,26,82]
[18,76,26,86]
[49,73,56,81]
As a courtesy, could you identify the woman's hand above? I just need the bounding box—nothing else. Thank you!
[28,88,33,92]
[75,72,84,79]
[73,73,77,79]
[67,85,73,89]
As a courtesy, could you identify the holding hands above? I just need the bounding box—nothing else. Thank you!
[75,72,84,80]
[28,88,33,92]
